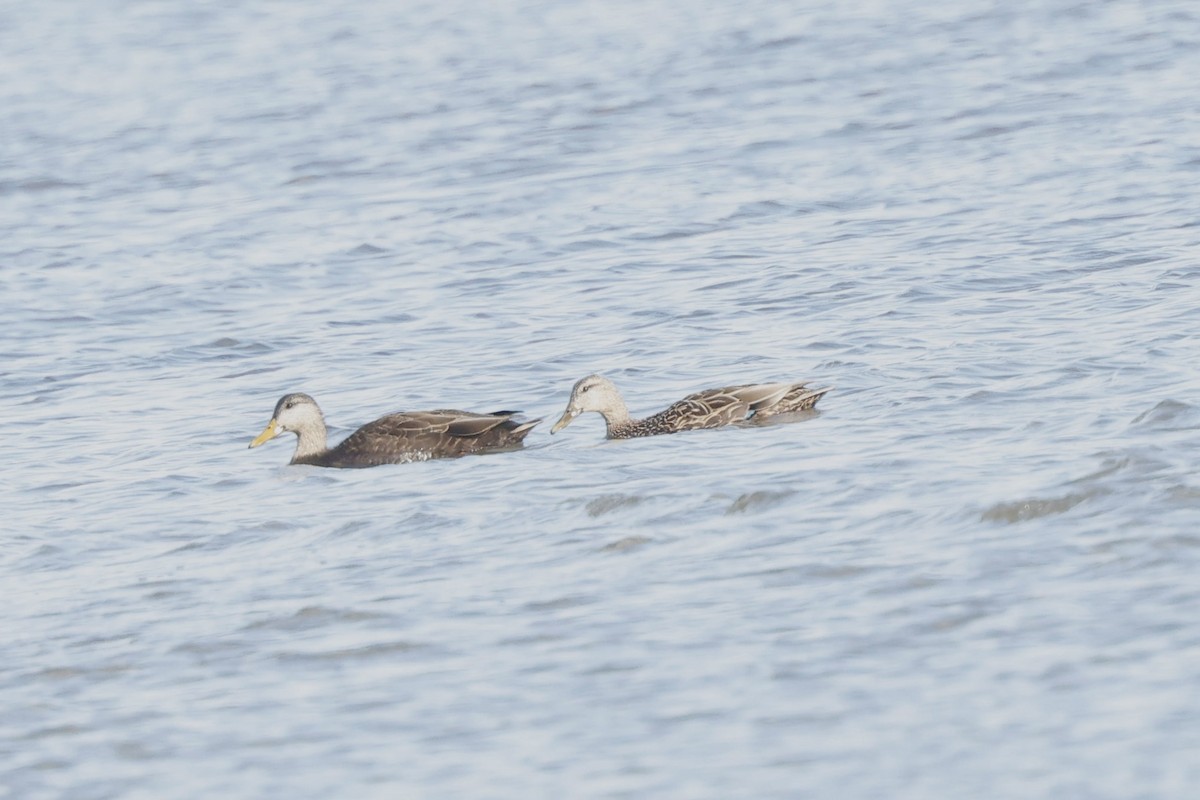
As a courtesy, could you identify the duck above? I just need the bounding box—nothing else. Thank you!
[550,375,830,440]
[248,392,540,468]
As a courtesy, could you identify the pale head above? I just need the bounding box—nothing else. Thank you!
[248,392,326,450]
[550,374,627,433]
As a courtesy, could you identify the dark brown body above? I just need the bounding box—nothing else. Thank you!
[295,409,540,468]
[250,393,540,468]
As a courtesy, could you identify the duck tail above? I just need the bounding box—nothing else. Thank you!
[780,385,833,413]
[508,418,542,440]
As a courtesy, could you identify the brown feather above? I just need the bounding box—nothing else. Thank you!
[250,393,539,469]
[551,375,830,440]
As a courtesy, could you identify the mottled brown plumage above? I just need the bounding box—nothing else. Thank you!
[249,393,540,468]
[550,375,830,440]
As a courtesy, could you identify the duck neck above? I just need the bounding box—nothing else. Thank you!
[291,420,330,463]
[599,394,633,437]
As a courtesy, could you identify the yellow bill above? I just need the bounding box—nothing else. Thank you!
[249,418,280,448]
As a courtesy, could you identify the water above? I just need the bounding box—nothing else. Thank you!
[4,0,1200,796]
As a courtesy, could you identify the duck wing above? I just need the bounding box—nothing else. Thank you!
[645,384,786,432]
[324,410,539,467]
[751,383,832,417]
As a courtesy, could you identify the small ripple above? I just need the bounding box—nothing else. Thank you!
[241,605,389,632]
[221,365,282,379]
[737,563,878,587]
[171,640,245,658]
[327,520,372,538]
[18,544,68,570]
[18,724,91,741]
[917,605,993,634]
[398,511,458,531]
[0,177,82,195]
[1152,532,1200,551]
[497,633,567,647]
[1166,486,1200,505]
[561,238,619,252]
[725,490,795,515]
[584,494,649,517]
[627,224,719,241]
[29,663,133,681]
[579,661,642,675]
[33,481,93,493]
[980,489,1107,523]
[274,641,424,662]
[523,595,596,612]
[600,535,652,552]
[345,243,389,257]
[1129,399,1195,430]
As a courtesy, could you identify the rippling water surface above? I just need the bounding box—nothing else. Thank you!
[4,1,1200,797]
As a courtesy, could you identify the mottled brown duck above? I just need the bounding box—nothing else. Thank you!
[550,375,830,440]
[249,393,540,468]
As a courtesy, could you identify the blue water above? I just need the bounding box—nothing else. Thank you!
[4,1,1200,797]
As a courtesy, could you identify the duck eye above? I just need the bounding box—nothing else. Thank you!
[581,385,591,393]
[285,400,295,408]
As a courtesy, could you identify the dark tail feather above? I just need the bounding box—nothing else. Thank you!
[509,418,542,441]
